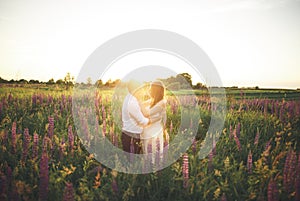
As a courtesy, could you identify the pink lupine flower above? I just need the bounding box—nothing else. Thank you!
[155,137,161,166]
[63,182,75,201]
[112,179,118,194]
[283,150,297,193]
[236,122,241,138]
[267,178,279,201]
[254,129,260,145]
[47,116,54,138]
[68,125,74,151]
[39,152,49,201]
[233,129,241,151]
[182,153,189,188]
[22,128,31,161]
[32,132,39,159]
[102,119,107,137]
[11,122,17,153]
[247,150,253,174]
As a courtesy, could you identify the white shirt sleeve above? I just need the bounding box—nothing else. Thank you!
[128,97,149,126]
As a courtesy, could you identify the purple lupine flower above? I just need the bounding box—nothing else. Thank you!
[264,100,268,117]
[63,182,75,201]
[22,128,31,161]
[0,174,7,199]
[155,137,161,166]
[265,139,272,151]
[8,93,13,103]
[233,129,241,151]
[267,178,279,201]
[182,153,189,188]
[68,125,74,152]
[236,122,241,138]
[279,105,284,123]
[283,150,297,193]
[32,94,37,105]
[247,150,253,174]
[102,119,107,137]
[254,128,260,145]
[47,116,54,138]
[11,122,17,153]
[32,132,39,159]
[112,179,118,194]
[39,152,49,201]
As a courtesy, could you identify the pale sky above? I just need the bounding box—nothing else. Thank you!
[0,0,299,89]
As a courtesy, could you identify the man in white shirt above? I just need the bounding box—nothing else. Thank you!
[122,80,150,154]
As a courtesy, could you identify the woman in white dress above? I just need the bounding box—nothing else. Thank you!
[141,81,167,162]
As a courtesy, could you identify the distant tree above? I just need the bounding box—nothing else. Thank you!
[18,79,28,84]
[29,79,40,84]
[0,77,8,83]
[95,79,103,88]
[64,72,75,89]
[193,82,207,89]
[47,78,55,85]
[56,79,64,85]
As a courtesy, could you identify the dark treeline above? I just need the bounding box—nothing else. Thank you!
[0,72,208,90]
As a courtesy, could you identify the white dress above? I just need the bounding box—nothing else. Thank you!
[141,99,167,162]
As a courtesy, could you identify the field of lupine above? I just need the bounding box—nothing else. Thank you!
[0,85,300,201]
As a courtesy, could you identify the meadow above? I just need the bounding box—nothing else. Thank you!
[0,84,299,201]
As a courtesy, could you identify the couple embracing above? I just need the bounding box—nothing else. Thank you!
[121,79,166,160]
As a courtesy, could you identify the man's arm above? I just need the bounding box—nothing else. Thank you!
[128,99,149,126]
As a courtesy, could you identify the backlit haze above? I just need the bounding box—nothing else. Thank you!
[0,0,300,89]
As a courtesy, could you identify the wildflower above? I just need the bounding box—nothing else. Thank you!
[39,152,49,201]
[68,125,74,151]
[182,153,189,188]
[63,182,75,201]
[32,132,39,159]
[47,116,54,138]
[22,128,31,161]
[11,122,17,153]
[267,178,279,201]
[247,150,253,174]
[283,150,297,193]
[233,129,241,151]
[236,122,241,138]
[112,179,118,194]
